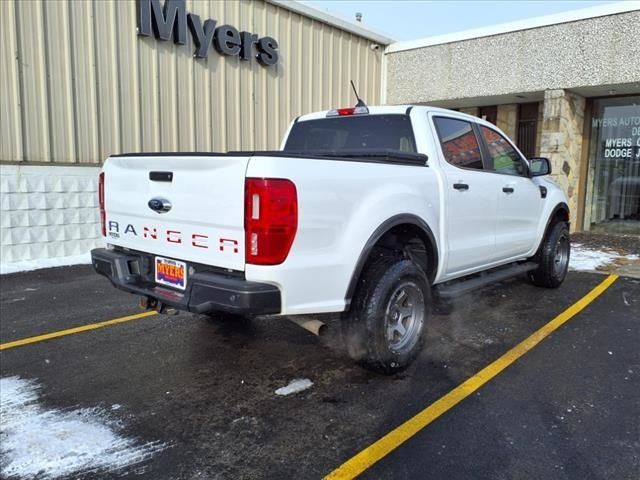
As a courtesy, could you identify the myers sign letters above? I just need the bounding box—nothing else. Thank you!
[137,0,279,66]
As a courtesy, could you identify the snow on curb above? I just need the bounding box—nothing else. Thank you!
[0,253,92,275]
[275,378,314,396]
[0,376,166,479]
[570,243,639,272]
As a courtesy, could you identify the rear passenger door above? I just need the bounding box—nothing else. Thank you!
[432,116,498,276]
[478,125,542,258]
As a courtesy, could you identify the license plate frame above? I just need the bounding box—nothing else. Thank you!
[155,256,187,290]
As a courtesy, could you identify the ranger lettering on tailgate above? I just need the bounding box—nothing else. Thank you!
[107,221,239,253]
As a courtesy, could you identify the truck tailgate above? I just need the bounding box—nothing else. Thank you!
[103,155,249,271]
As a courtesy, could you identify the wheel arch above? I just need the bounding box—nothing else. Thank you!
[532,202,570,256]
[543,202,570,238]
[344,214,439,307]
[548,202,570,226]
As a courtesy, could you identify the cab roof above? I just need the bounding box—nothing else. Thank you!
[296,105,484,125]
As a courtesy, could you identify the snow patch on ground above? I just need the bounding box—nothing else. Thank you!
[0,376,166,479]
[0,253,92,275]
[275,378,313,396]
[570,243,639,272]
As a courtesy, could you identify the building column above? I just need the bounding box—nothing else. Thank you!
[539,89,586,230]
[496,104,517,139]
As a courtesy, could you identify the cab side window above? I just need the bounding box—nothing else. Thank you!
[433,117,484,170]
[480,126,525,175]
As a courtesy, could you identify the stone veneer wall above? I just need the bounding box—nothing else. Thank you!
[0,165,103,265]
[496,105,518,140]
[539,89,586,229]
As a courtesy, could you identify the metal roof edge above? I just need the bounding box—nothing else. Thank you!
[386,1,640,54]
[265,0,395,45]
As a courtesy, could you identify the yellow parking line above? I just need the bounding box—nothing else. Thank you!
[325,274,619,480]
[0,311,158,351]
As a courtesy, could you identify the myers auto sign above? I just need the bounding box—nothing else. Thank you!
[137,0,279,66]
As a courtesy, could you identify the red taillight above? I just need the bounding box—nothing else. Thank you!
[245,178,297,265]
[98,172,106,237]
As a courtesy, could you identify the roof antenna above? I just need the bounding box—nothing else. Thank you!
[350,80,367,108]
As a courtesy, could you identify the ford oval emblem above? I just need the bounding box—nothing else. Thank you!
[148,197,172,214]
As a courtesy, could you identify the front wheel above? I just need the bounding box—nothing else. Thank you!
[342,255,430,374]
[528,221,570,288]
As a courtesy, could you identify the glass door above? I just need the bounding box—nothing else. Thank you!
[584,96,640,234]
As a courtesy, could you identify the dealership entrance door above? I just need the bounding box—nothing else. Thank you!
[584,96,640,234]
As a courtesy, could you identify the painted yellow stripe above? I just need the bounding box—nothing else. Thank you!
[325,274,619,480]
[0,311,158,351]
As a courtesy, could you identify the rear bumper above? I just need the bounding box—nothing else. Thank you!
[91,248,281,315]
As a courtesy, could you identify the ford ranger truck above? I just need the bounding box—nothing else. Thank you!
[92,105,570,373]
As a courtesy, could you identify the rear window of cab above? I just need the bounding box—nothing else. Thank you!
[284,114,417,153]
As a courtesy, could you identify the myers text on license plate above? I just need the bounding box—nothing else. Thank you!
[155,257,187,290]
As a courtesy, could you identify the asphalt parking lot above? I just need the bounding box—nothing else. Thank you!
[1,266,638,479]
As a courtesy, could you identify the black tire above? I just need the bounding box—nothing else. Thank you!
[342,255,430,374]
[528,221,570,288]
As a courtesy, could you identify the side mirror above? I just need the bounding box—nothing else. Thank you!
[529,157,552,177]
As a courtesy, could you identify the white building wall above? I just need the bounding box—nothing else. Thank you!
[386,8,640,105]
[0,165,102,271]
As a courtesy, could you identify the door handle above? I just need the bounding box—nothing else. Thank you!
[502,186,515,193]
[149,171,173,182]
[453,183,469,191]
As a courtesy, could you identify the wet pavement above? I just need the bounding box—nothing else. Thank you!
[0,266,638,479]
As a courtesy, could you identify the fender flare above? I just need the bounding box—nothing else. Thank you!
[344,214,439,305]
[533,202,570,254]
[545,202,570,232]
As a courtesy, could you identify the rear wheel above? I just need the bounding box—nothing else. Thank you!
[342,255,430,374]
[529,221,570,288]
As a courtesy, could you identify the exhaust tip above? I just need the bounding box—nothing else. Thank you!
[316,322,328,337]
[287,317,327,337]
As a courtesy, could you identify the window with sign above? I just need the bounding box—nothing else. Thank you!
[584,96,640,234]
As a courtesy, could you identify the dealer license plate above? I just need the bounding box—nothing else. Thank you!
[155,256,187,290]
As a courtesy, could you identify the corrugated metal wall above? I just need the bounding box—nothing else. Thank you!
[0,0,383,164]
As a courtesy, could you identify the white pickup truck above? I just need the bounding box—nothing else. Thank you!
[92,105,570,372]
